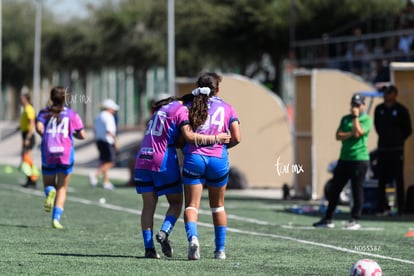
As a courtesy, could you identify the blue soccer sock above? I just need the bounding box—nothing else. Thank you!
[185,221,198,241]
[160,215,177,236]
[142,229,155,249]
[214,225,227,252]
[52,207,63,221]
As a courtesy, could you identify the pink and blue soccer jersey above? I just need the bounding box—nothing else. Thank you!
[185,96,239,158]
[37,107,84,166]
[135,101,188,172]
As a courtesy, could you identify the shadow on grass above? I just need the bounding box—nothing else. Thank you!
[39,252,137,259]
[0,223,43,229]
[38,252,190,261]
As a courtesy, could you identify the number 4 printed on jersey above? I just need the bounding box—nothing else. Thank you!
[199,107,225,131]
[46,117,69,138]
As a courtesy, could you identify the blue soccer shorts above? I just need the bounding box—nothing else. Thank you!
[42,163,73,175]
[182,154,229,187]
[135,161,182,196]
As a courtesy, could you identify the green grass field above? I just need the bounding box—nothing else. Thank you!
[1,164,414,275]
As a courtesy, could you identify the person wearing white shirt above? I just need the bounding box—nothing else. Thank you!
[398,33,414,61]
[89,99,119,190]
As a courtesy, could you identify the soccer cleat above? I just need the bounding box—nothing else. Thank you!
[44,189,56,213]
[214,250,226,260]
[144,248,160,259]
[22,179,37,189]
[156,231,173,257]
[52,219,64,229]
[20,161,33,177]
[188,236,200,260]
[313,218,334,228]
[103,182,115,190]
[89,173,98,187]
[345,219,361,230]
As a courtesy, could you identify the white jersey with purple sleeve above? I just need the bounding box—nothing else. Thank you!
[37,107,84,166]
[186,96,239,158]
[135,101,188,172]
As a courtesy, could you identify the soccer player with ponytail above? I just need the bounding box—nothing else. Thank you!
[36,87,86,229]
[183,72,241,260]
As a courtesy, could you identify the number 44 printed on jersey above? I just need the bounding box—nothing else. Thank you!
[45,117,70,154]
[46,117,69,138]
[199,107,225,131]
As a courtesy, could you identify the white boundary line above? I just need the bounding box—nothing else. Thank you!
[3,184,414,265]
[185,206,384,231]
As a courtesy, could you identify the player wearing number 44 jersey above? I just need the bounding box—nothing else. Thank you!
[134,94,230,259]
[183,72,241,261]
[36,87,86,229]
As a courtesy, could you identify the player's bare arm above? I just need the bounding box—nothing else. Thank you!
[180,124,231,145]
[336,130,352,141]
[35,121,44,136]
[227,120,241,148]
[25,118,36,146]
[74,130,87,140]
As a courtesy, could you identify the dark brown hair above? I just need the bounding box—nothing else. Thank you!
[47,86,67,123]
[151,93,195,111]
[189,72,222,130]
[21,93,32,104]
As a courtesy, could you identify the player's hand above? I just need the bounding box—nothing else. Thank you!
[114,138,120,152]
[351,106,360,117]
[24,139,30,147]
[217,133,231,144]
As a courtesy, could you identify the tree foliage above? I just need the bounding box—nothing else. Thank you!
[2,0,406,93]
[294,0,403,38]
[3,1,36,89]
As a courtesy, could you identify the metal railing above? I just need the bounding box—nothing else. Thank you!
[292,28,414,79]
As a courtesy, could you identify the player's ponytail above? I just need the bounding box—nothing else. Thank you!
[47,86,66,123]
[189,73,222,130]
[190,94,209,130]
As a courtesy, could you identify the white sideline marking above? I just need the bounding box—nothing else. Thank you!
[193,207,384,231]
[4,184,414,265]
[226,227,414,265]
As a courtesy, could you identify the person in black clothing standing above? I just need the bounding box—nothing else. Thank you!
[374,85,412,215]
